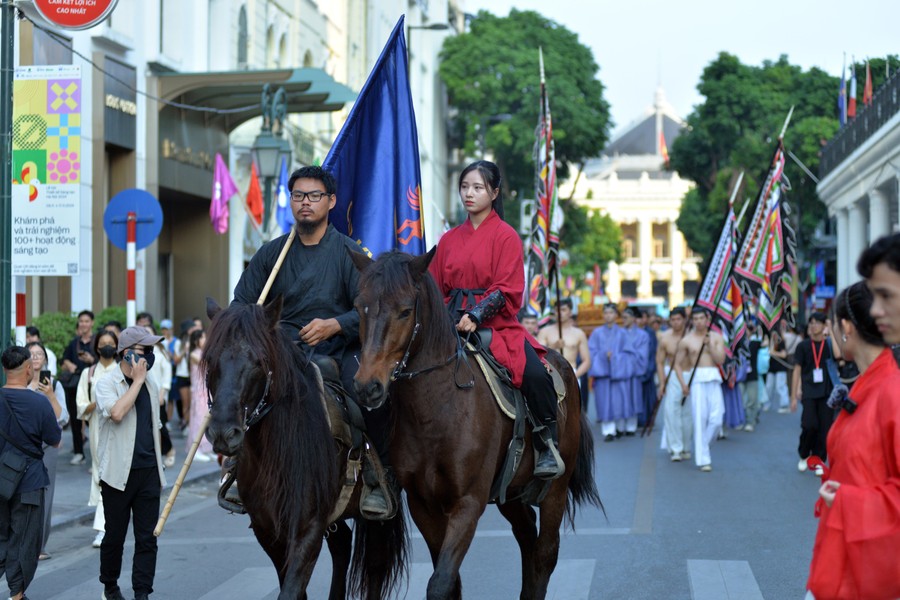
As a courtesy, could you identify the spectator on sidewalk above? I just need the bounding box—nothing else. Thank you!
[75,329,119,550]
[186,330,215,462]
[25,342,69,561]
[94,327,167,600]
[0,346,62,600]
[61,310,97,466]
[741,321,763,431]
[25,326,57,376]
[767,323,792,414]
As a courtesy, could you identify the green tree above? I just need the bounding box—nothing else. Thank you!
[672,53,839,263]
[439,9,611,213]
[562,205,622,285]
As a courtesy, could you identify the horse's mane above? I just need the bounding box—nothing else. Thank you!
[360,251,458,352]
[203,302,338,538]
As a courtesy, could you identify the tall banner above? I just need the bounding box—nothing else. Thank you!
[526,48,563,323]
[733,141,797,337]
[12,65,82,276]
[323,16,425,257]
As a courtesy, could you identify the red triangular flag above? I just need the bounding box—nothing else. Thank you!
[246,162,263,227]
[863,61,874,106]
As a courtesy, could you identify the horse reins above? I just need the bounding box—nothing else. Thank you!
[389,288,474,389]
[207,368,274,430]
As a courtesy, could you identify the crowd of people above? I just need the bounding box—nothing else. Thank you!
[1,310,215,599]
[0,155,897,598]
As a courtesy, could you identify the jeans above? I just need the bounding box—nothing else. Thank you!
[766,371,789,409]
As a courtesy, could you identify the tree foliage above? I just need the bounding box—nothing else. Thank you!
[439,9,611,203]
[562,206,623,282]
[672,53,840,263]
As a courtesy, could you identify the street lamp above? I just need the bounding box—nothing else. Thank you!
[251,85,292,236]
[406,22,450,75]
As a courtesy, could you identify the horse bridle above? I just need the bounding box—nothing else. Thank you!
[388,287,474,389]
[207,367,274,430]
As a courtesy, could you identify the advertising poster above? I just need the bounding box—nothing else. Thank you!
[12,64,82,276]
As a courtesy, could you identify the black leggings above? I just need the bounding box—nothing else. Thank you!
[520,341,558,424]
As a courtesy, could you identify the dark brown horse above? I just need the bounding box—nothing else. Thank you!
[203,298,407,599]
[350,250,602,600]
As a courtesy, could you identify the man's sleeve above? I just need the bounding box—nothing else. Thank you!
[336,242,362,340]
[61,337,76,363]
[40,400,62,447]
[232,243,272,304]
[95,375,119,419]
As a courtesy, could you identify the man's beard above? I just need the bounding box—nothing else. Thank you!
[296,214,327,235]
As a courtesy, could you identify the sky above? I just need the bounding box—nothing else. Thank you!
[465,0,898,137]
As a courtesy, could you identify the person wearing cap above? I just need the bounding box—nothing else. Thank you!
[93,327,167,600]
[790,312,836,474]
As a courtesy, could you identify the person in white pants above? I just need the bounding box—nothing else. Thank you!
[656,308,692,460]
[674,308,726,471]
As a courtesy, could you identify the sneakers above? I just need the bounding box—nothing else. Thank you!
[102,588,126,600]
[92,531,104,548]
[680,451,692,461]
[778,407,791,414]
[798,458,809,472]
[743,424,755,432]
[70,453,85,465]
[193,452,211,463]
[670,454,682,462]
[700,465,712,472]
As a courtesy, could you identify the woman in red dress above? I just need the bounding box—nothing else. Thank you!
[429,160,564,480]
[806,281,900,599]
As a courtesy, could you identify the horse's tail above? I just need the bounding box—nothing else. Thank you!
[349,500,409,599]
[565,412,605,528]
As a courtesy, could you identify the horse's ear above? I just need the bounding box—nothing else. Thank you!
[263,295,284,326]
[207,297,222,320]
[348,247,373,272]
[409,246,437,281]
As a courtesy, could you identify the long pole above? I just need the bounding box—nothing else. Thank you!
[154,227,298,536]
[1,0,15,363]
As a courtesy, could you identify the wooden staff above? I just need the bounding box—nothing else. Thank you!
[155,227,297,537]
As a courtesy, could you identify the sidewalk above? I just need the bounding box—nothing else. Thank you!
[49,422,222,531]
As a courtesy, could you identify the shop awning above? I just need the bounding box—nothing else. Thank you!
[149,65,357,130]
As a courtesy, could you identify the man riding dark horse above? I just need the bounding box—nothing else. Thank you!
[230,165,396,518]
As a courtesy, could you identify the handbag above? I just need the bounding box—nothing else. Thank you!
[0,391,43,501]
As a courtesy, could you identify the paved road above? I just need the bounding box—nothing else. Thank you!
[20,404,821,599]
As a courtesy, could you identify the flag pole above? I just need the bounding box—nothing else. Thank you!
[540,48,564,339]
[778,106,794,142]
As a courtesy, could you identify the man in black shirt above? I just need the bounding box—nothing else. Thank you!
[0,346,62,600]
[94,327,166,600]
[790,312,834,473]
[233,165,393,518]
[60,309,96,465]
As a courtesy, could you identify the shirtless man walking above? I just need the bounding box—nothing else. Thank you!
[655,307,691,461]
[674,307,727,471]
[538,299,590,382]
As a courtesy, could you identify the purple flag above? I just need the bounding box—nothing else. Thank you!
[210,153,239,234]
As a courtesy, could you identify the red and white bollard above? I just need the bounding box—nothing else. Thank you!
[14,277,26,345]
[126,211,137,327]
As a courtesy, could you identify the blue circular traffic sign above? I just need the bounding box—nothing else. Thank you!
[103,189,163,250]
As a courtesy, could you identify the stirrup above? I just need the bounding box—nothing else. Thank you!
[359,468,399,521]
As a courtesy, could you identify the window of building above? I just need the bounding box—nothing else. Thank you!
[623,236,636,259]
[620,280,638,299]
[653,236,666,259]
[278,34,287,69]
[237,6,248,69]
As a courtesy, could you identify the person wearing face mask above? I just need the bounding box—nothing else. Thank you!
[75,329,120,550]
[93,327,167,600]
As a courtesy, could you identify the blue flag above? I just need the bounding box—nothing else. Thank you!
[323,16,425,257]
[275,157,293,234]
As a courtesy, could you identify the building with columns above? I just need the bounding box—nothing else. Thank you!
[560,88,700,308]
[818,72,900,290]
